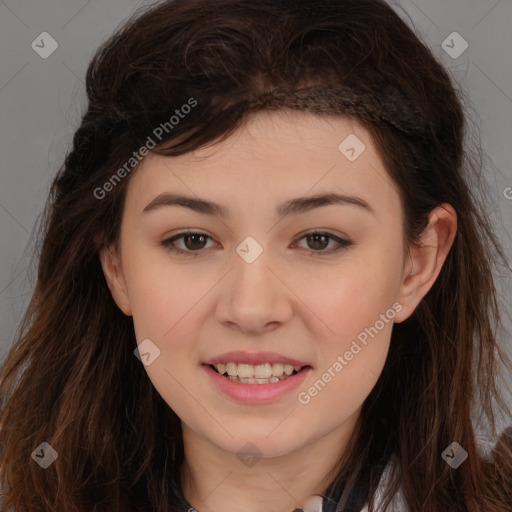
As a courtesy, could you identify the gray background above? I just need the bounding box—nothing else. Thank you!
[1,0,511,435]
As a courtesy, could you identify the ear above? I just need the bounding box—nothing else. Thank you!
[99,244,133,316]
[394,203,457,323]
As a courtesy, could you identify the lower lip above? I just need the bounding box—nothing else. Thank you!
[202,364,312,404]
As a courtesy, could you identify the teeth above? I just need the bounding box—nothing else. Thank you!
[283,364,294,376]
[238,363,256,378]
[229,375,282,384]
[213,362,304,379]
[271,363,284,376]
[226,362,237,376]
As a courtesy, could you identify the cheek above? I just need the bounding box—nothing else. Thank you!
[304,253,402,343]
[121,244,206,340]
[307,277,394,393]
[297,277,395,421]
[298,242,401,397]
[122,252,205,419]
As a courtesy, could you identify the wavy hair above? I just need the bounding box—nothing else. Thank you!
[1,0,511,510]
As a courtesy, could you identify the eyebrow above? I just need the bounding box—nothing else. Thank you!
[142,192,374,218]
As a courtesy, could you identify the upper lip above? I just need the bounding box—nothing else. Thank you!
[203,351,311,367]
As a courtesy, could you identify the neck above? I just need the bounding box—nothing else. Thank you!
[180,410,361,512]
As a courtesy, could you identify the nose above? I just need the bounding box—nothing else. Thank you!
[215,246,293,335]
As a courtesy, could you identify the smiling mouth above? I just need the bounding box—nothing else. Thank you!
[207,362,310,384]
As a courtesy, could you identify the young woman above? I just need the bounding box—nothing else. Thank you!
[1,0,511,511]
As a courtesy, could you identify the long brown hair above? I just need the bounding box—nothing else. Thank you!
[1,0,511,510]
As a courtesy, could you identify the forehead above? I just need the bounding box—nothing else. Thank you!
[124,110,399,217]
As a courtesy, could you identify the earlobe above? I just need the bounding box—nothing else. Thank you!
[394,203,457,323]
[99,245,133,316]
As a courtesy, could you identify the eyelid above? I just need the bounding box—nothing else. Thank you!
[161,229,353,256]
[292,230,353,255]
[162,230,218,256]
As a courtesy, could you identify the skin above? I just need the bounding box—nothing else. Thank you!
[100,110,457,512]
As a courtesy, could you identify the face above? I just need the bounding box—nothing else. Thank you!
[102,110,411,459]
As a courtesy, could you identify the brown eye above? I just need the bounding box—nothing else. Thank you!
[306,233,330,250]
[295,231,352,255]
[161,231,215,256]
[181,233,208,251]
[161,230,352,257]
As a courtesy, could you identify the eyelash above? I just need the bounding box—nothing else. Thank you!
[160,230,353,257]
